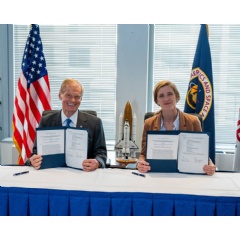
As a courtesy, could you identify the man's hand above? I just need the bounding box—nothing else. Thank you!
[30,154,43,170]
[82,159,99,172]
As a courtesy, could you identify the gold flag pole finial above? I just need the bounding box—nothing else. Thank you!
[206,24,209,38]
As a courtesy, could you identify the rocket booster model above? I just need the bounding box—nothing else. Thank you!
[115,101,138,160]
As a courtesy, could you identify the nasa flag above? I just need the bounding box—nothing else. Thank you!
[184,24,215,164]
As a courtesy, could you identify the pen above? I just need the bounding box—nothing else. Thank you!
[132,172,145,178]
[13,171,29,176]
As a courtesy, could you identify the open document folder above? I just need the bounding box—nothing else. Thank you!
[146,131,209,173]
[36,126,88,170]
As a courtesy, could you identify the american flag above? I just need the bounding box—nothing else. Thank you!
[12,24,51,164]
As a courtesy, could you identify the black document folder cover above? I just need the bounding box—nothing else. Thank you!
[36,126,66,169]
[146,130,209,173]
[40,153,66,169]
[147,159,178,173]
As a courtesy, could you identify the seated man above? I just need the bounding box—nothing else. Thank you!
[25,78,107,171]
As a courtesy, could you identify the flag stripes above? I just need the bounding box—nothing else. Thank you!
[12,24,51,164]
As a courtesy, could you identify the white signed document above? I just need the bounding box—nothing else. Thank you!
[146,131,209,173]
[65,128,88,169]
[178,132,209,173]
[37,129,65,155]
[146,134,179,160]
[37,127,88,169]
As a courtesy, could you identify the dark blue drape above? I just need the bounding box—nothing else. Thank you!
[0,187,239,216]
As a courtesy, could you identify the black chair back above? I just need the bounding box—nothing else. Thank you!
[42,109,97,117]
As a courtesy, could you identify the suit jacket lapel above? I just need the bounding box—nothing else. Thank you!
[76,111,88,128]
[179,110,188,131]
[153,112,161,130]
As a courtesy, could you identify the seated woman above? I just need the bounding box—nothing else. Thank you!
[137,80,216,176]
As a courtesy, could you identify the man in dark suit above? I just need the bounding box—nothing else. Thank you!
[25,78,107,171]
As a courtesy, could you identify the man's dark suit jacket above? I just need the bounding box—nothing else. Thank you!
[26,110,107,167]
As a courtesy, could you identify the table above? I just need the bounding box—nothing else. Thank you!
[0,165,240,216]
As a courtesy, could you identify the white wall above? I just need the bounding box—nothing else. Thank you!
[116,24,149,149]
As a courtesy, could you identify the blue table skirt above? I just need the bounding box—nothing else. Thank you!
[0,187,240,216]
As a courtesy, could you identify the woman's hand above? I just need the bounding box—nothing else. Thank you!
[137,161,151,173]
[203,164,216,176]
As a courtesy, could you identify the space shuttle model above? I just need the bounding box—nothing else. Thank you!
[115,101,138,162]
